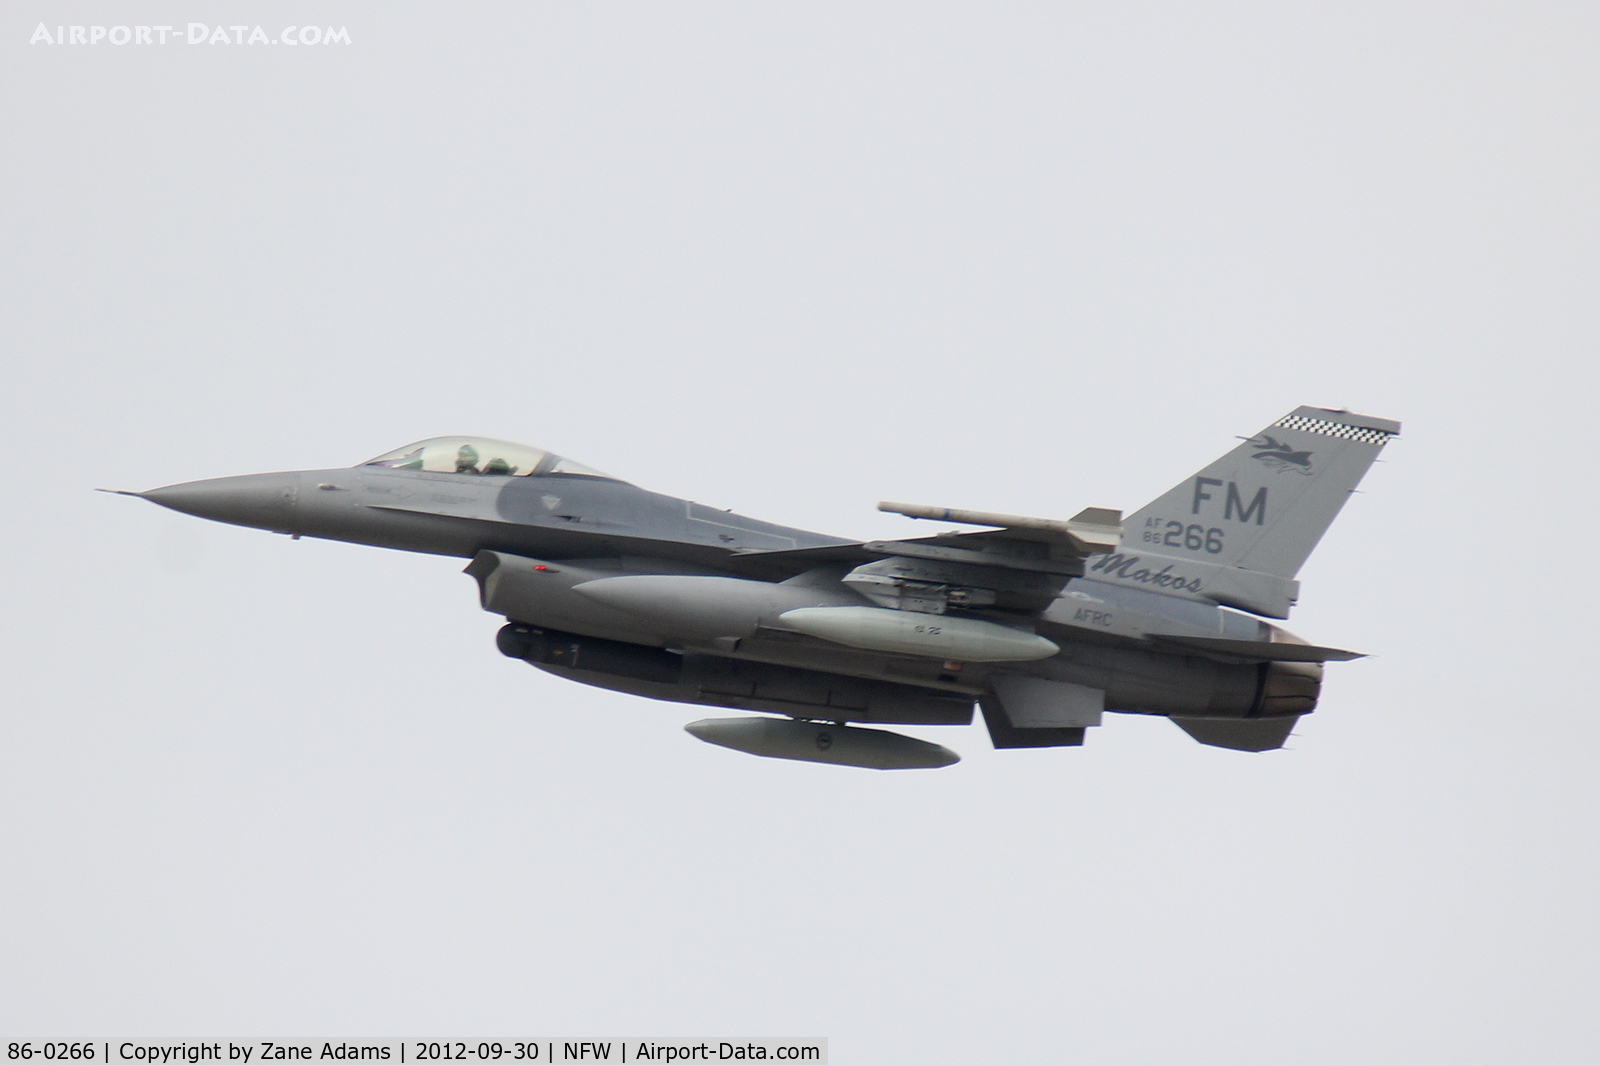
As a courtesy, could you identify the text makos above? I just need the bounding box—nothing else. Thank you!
[1088,553,1204,593]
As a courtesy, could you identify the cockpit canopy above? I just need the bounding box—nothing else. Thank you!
[360,437,618,480]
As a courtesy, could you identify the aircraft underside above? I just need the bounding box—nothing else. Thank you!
[474,549,1323,765]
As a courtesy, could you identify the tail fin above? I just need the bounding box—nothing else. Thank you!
[1102,407,1398,617]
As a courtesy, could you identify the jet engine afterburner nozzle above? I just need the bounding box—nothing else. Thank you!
[1256,660,1323,717]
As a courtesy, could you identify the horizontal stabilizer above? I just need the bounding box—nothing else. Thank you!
[1172,716,1299,752]
[1148,635,1364,662]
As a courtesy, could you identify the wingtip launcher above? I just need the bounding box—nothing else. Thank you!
[877,501,1122,555]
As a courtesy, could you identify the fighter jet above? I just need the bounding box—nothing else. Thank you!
[115,406,1397,769]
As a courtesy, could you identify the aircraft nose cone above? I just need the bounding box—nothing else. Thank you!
[141,472,300,531]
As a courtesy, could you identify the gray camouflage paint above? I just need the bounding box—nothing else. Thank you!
[128,405,1397,760]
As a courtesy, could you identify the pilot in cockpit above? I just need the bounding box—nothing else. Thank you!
[362,438,613,481]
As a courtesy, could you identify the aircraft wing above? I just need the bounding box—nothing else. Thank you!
[724,541,882,576]
[729,504,1123,615]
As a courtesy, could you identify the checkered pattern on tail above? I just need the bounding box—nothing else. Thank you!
[1272,414,1395,445]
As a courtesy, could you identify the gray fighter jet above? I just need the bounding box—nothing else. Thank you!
[117,406,1397,769]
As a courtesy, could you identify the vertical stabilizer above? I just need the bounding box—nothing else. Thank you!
[1098,407,1398,615]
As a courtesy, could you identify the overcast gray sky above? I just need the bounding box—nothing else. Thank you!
[4,3,1599,1062]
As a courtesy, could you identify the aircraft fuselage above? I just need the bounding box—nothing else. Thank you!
[128,408,1396,761]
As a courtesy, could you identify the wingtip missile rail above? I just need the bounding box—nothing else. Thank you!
[878,501,1123,554]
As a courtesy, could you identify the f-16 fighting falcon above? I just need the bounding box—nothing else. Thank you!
[113,406,1397,769]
